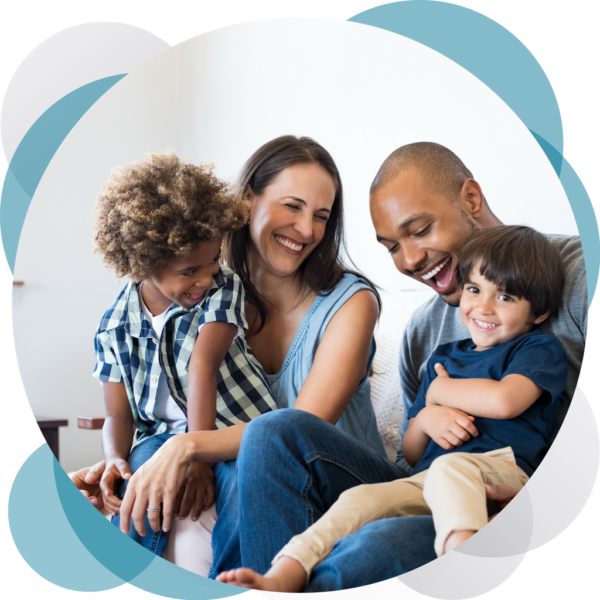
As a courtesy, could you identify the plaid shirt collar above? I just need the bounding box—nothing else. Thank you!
[104,269,229,338]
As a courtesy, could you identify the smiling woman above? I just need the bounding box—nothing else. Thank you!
[85,135,388,578]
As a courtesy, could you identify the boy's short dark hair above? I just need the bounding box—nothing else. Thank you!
[93,152,248,282]
[458,225,565,318]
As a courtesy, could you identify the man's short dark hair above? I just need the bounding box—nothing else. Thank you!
[458,225,565,318]
[370,142,474,200]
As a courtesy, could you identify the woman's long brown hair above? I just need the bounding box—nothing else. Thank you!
[224,135,380,332]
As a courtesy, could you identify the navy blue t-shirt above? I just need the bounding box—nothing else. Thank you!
[407,329,567,477]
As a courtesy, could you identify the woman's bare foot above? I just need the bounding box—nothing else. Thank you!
[443,529,477,554]
[216,557,307,592]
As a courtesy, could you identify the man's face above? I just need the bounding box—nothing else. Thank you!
[370,168,480,306]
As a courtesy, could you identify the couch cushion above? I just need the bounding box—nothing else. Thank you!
[371,289,435,460]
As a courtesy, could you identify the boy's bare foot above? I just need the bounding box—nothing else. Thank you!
[217,556,307,593]
[443,529,477,554]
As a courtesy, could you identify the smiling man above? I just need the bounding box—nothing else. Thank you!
[204,143,588,591]
[223,142,588,590]
[369,142,587,476]
[370,143,500,304]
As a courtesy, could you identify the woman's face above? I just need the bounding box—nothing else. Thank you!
[247,163,336,278]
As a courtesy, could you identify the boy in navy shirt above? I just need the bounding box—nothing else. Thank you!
[217,225,568,592]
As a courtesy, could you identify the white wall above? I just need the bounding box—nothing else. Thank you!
[167,20,575,291]
[13,49,181,471]
[13,19,578,471]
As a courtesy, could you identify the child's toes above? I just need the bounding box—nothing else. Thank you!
[235,568,260,584]
[216,570,234,583]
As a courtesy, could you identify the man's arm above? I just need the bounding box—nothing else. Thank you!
[426,364,543,419]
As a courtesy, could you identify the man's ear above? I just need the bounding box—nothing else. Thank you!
[460,179,485,219]
[533,310,551,325]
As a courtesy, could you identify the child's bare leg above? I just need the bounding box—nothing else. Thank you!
[443,529,477,554]
[216,556,307,592]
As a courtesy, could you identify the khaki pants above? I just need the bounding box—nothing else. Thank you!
[274,447,529,577]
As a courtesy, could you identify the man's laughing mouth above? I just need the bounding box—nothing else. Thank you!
[419,257,454,290]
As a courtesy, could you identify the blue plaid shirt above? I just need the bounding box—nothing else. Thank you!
[93,266,276,445]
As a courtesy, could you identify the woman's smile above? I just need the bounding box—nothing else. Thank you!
[274,234,306,254]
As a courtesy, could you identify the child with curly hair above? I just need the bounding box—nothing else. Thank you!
[92,152,276,555]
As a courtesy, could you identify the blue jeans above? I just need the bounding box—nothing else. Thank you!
[305,516,437,591]
[112,433,174,556]
[210,409,437,586]
[208,459,240,579]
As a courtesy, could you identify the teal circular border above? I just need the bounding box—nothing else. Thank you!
[4,2,599,595]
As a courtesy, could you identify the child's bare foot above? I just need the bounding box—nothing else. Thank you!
[443,529,477,554]
[217,557,307,593]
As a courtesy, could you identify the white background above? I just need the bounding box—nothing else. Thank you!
[10,14,578,473]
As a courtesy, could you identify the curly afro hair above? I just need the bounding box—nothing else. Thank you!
[93,152,248,282]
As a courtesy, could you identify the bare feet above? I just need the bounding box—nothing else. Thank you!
[217,557,307,593]
[443,529,477,554]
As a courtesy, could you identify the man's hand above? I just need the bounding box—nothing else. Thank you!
[70,461,106,511]
[426,363,451,406]
[417,405,478,450]
[100,458,132,516]
[485,484,520,521]
[173,462,215,521]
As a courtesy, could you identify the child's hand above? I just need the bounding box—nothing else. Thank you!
[173,462,215,522]
[70,461,106,511]
[426,363,451,406]
[485,484,519,521]
[100,458,132,517]
[433,363,450,379]
[417,405,478,450]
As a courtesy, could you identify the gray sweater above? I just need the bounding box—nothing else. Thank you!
[396,235,588,474]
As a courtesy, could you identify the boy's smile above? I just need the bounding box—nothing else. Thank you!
[141,238,223,315]
[460,261,549,351]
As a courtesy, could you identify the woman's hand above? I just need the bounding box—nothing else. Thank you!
[173,462,215,521]
[70,461,106,511]
[417,405,478,450]
[119,434,194,536]
[100,458,132,516]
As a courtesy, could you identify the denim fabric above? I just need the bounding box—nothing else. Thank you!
[210,409,411,577]
[112,433,174,556]
[305,516,437,592]
[208,460,240,579]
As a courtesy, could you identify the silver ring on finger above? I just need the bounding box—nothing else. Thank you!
[147,506,161,512]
